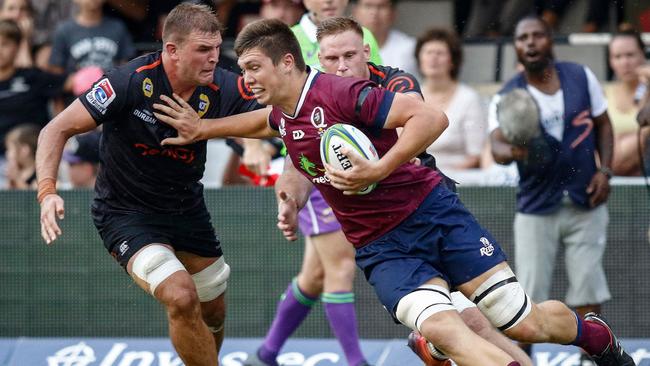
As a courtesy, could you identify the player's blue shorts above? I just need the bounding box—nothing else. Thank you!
[355,184,507,319]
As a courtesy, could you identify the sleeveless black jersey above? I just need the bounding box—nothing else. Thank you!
[80,51,261,214]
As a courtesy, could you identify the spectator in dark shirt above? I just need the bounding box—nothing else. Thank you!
[0,19,67,183]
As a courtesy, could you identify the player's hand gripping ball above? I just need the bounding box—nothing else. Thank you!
[320,124,379,195]
[497,88,541,146]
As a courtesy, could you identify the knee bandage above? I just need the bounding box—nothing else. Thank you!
[192,257,231,302]
[132,245,186,295]
[469,267,531,331]
[395,284,456,332]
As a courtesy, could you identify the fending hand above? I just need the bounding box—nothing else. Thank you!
[153,94,202,146]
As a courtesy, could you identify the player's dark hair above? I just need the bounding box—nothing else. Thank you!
[162,3,224,45]
[415,27,462,80]
[0,19,22,45]
[609,27,646,59]
[234,18,306,72]
[316,16,363,42]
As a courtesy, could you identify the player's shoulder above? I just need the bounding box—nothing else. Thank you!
[368,63,418,92]
[114,51,162,80]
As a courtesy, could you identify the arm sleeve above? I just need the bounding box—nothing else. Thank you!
[584,66,608,117]
[336,78,395,129]
[78,67,130,125]
[384,69,422,97]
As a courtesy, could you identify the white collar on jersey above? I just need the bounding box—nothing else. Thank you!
[299,13,318,43]
[282,67,319,119]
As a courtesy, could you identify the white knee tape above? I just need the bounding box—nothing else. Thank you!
[192,257,231,302]
[132,245,186,295]
[469,267,532,331]
[450,291,477,313]
[395,284,456,332]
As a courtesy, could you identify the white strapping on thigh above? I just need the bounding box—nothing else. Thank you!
[192,257,231,302]
[131,245,186,295]
[395,284,456,332]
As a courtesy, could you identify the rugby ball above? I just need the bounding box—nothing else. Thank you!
[320,124,379,195]
[497,88,541,146]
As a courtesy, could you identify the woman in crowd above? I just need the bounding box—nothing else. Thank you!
[416,27,487,173]
[606,28,648,176]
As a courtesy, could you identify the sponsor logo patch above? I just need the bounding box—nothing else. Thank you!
[132,109,157,124]
[142,78,153,97]
[310,107,326,128]
[479,236,495,257]
[85,78,116,115]
[292,130,305,140]
[198,93,210,117]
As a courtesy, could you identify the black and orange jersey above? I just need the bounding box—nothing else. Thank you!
[366,62,421,96]
[80,51,261,214]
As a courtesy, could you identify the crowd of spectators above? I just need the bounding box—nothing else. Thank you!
[1,0,649,190]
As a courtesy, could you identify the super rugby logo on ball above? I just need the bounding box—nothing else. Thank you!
[320,124,379,195]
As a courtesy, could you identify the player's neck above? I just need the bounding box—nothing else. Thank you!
[277,70,309,115]
[161,55,198,100]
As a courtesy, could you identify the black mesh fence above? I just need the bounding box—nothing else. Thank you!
[1,185,648,338]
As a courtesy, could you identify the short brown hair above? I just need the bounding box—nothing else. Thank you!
[162,3,224,45]
[316,16,363,42]
[415,27,463,80]
[0,19,21,45]
[234,18,306,72]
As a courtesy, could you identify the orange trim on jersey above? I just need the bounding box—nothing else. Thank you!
[208,83,220,92]
[237,76,256,100]
[368,64,386,79]
[136,59,161,73]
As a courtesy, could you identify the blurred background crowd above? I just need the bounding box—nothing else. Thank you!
[1,0,649,190]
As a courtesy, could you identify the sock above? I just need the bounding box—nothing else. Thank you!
[570,313,612,356]
[322,292,366,366]
[259,279,318,362]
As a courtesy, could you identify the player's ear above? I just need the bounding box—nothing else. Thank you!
[282,53,294,74]
[164,42,179,59]
[363,44,370,62]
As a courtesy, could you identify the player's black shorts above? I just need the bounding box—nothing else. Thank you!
[92,202,223,268]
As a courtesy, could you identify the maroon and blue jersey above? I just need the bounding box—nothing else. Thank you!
[268,68,441,247]
[80,51,261,214]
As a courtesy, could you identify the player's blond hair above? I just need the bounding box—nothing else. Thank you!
[162,3,224,45]
[316,16,363,43]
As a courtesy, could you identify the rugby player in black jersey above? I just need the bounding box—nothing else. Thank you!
[36,4,261,366]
